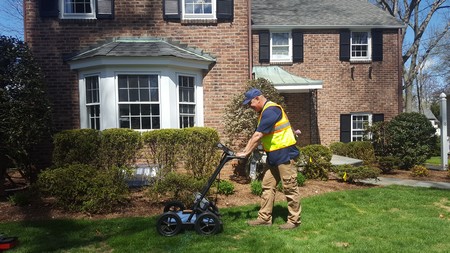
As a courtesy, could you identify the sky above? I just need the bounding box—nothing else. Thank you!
[0,0,24,39]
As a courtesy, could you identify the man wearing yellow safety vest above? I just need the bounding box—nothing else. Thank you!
[236,88,301,230]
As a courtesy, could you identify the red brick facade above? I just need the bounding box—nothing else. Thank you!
[24,0,401,152]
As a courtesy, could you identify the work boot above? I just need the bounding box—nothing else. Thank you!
[279,222,299,230]
[247,219,271,226]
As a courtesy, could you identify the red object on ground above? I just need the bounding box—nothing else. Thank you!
[0,237,18,250]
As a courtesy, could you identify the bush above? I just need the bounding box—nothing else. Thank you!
[37,164,129,213]
[297,172,306,186]
[385,112,437,169]
[100,128,142,168]
[333,164,381,183]
[377,156,400,174]
[298,144,332,180]
[250,180,263,196]
[330,141,375,165]
[223,78,287,148]
[216,180,235,196]
[410,165,429,177]
[0,36,52,186]
[52,129,102,167]
[149,172,206,205]
[142,129,183,174]
[179,127,220,179]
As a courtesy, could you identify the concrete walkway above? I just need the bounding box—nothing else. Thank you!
[331,155,450,190]
[359,177,450,190]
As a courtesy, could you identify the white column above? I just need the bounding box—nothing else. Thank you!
[439,93,448,170]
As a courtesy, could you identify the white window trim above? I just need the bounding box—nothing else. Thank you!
[350,31,372,62]
[177,73,197,128]
[182,0,216,20]
[270,31,292,63]
[85,74,101,130]
[351,113,372,141]
[115,72,161,131]
[77,66,204,131]
[60,0,96,19]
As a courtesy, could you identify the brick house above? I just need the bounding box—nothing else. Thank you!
[24,0,404,163]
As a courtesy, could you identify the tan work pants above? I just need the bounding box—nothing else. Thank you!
[258,161,302,225]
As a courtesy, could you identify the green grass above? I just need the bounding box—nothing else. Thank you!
[1,185,449,253]
[426,156,442,165]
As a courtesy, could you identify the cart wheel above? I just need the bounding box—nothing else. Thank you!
[156,212,183,236]
[163,200,185,212]
[194,212,221,235]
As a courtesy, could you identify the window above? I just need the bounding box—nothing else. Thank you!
[60,0,95,19]
[178,75,196,128]
[351,31,371,60]
[183,0,215,19]
[271,32,291,62]
[118,75,160,130]
[351,114,371,141]
[85,75,100,130]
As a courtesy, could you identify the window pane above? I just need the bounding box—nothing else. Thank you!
[131,117,140,129]
[151,104,160,115]
[142,117,150,129]
[139,76,149,87]
[152,117,160,129]
[141,104,150,115]
[129,89,139,101]
[118,75,127,89]
[273,33,289,45]
[140,88,149,101]
[129,76,138,88]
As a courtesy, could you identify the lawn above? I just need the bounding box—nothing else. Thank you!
[1,185,449,253]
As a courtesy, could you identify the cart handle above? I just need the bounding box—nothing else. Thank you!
[217,143,235,156]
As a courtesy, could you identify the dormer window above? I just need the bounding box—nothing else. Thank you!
[60,0,96,19]
[183,0,215,20]
[351,31,371,61]
[271,32,291,63]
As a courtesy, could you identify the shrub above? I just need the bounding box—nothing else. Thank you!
[52,129,102,167]
[0,36,52,186]
[250,180,263,196]
[142,129,184,174]
[216,180,235,196]
[37,164,129,213]
[100,128,142,169]
[333,164,381,183]
[385,112,437,169]
[298,144,332,180]
[377,156,400,174]
[149,172,206,205]
[180,127,221,179]
[330,141,375,165]
[297,172,306,186]
[223,78,287,148]
[410,165,429,177]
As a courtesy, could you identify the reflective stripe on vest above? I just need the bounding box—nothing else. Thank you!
[258,101,297,152]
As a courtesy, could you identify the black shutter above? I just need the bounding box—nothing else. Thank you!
[96,0,114,19]
[340,114,351,143]
[217,0,233,21]
[39,0,59,17]
[163,0,180,20]
[292,30,304,63]
[259,30,270,63]
[372,29,383,61]
[373,113,384,123]
[339,30,350,62]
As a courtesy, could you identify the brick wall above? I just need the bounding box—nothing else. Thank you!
[253,29,401,146]
[24,0,250,136]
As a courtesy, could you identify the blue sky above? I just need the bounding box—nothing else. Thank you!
[0,0,24,38]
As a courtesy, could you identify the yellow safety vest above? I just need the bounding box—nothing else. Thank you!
[258,101,297,152]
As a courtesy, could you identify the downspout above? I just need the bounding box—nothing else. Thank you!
[248,0,253,79]
[397,28,403,114]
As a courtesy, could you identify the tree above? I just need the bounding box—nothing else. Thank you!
[371,0,450,112]
[223,78,286,148]
[0,36,52,195]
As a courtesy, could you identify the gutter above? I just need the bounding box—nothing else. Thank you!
[252,25,407,30]
[248,0,253,79]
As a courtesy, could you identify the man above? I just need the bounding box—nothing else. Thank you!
[236,88,301,230]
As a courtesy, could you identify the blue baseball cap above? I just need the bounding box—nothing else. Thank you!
[242,88,262,105]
